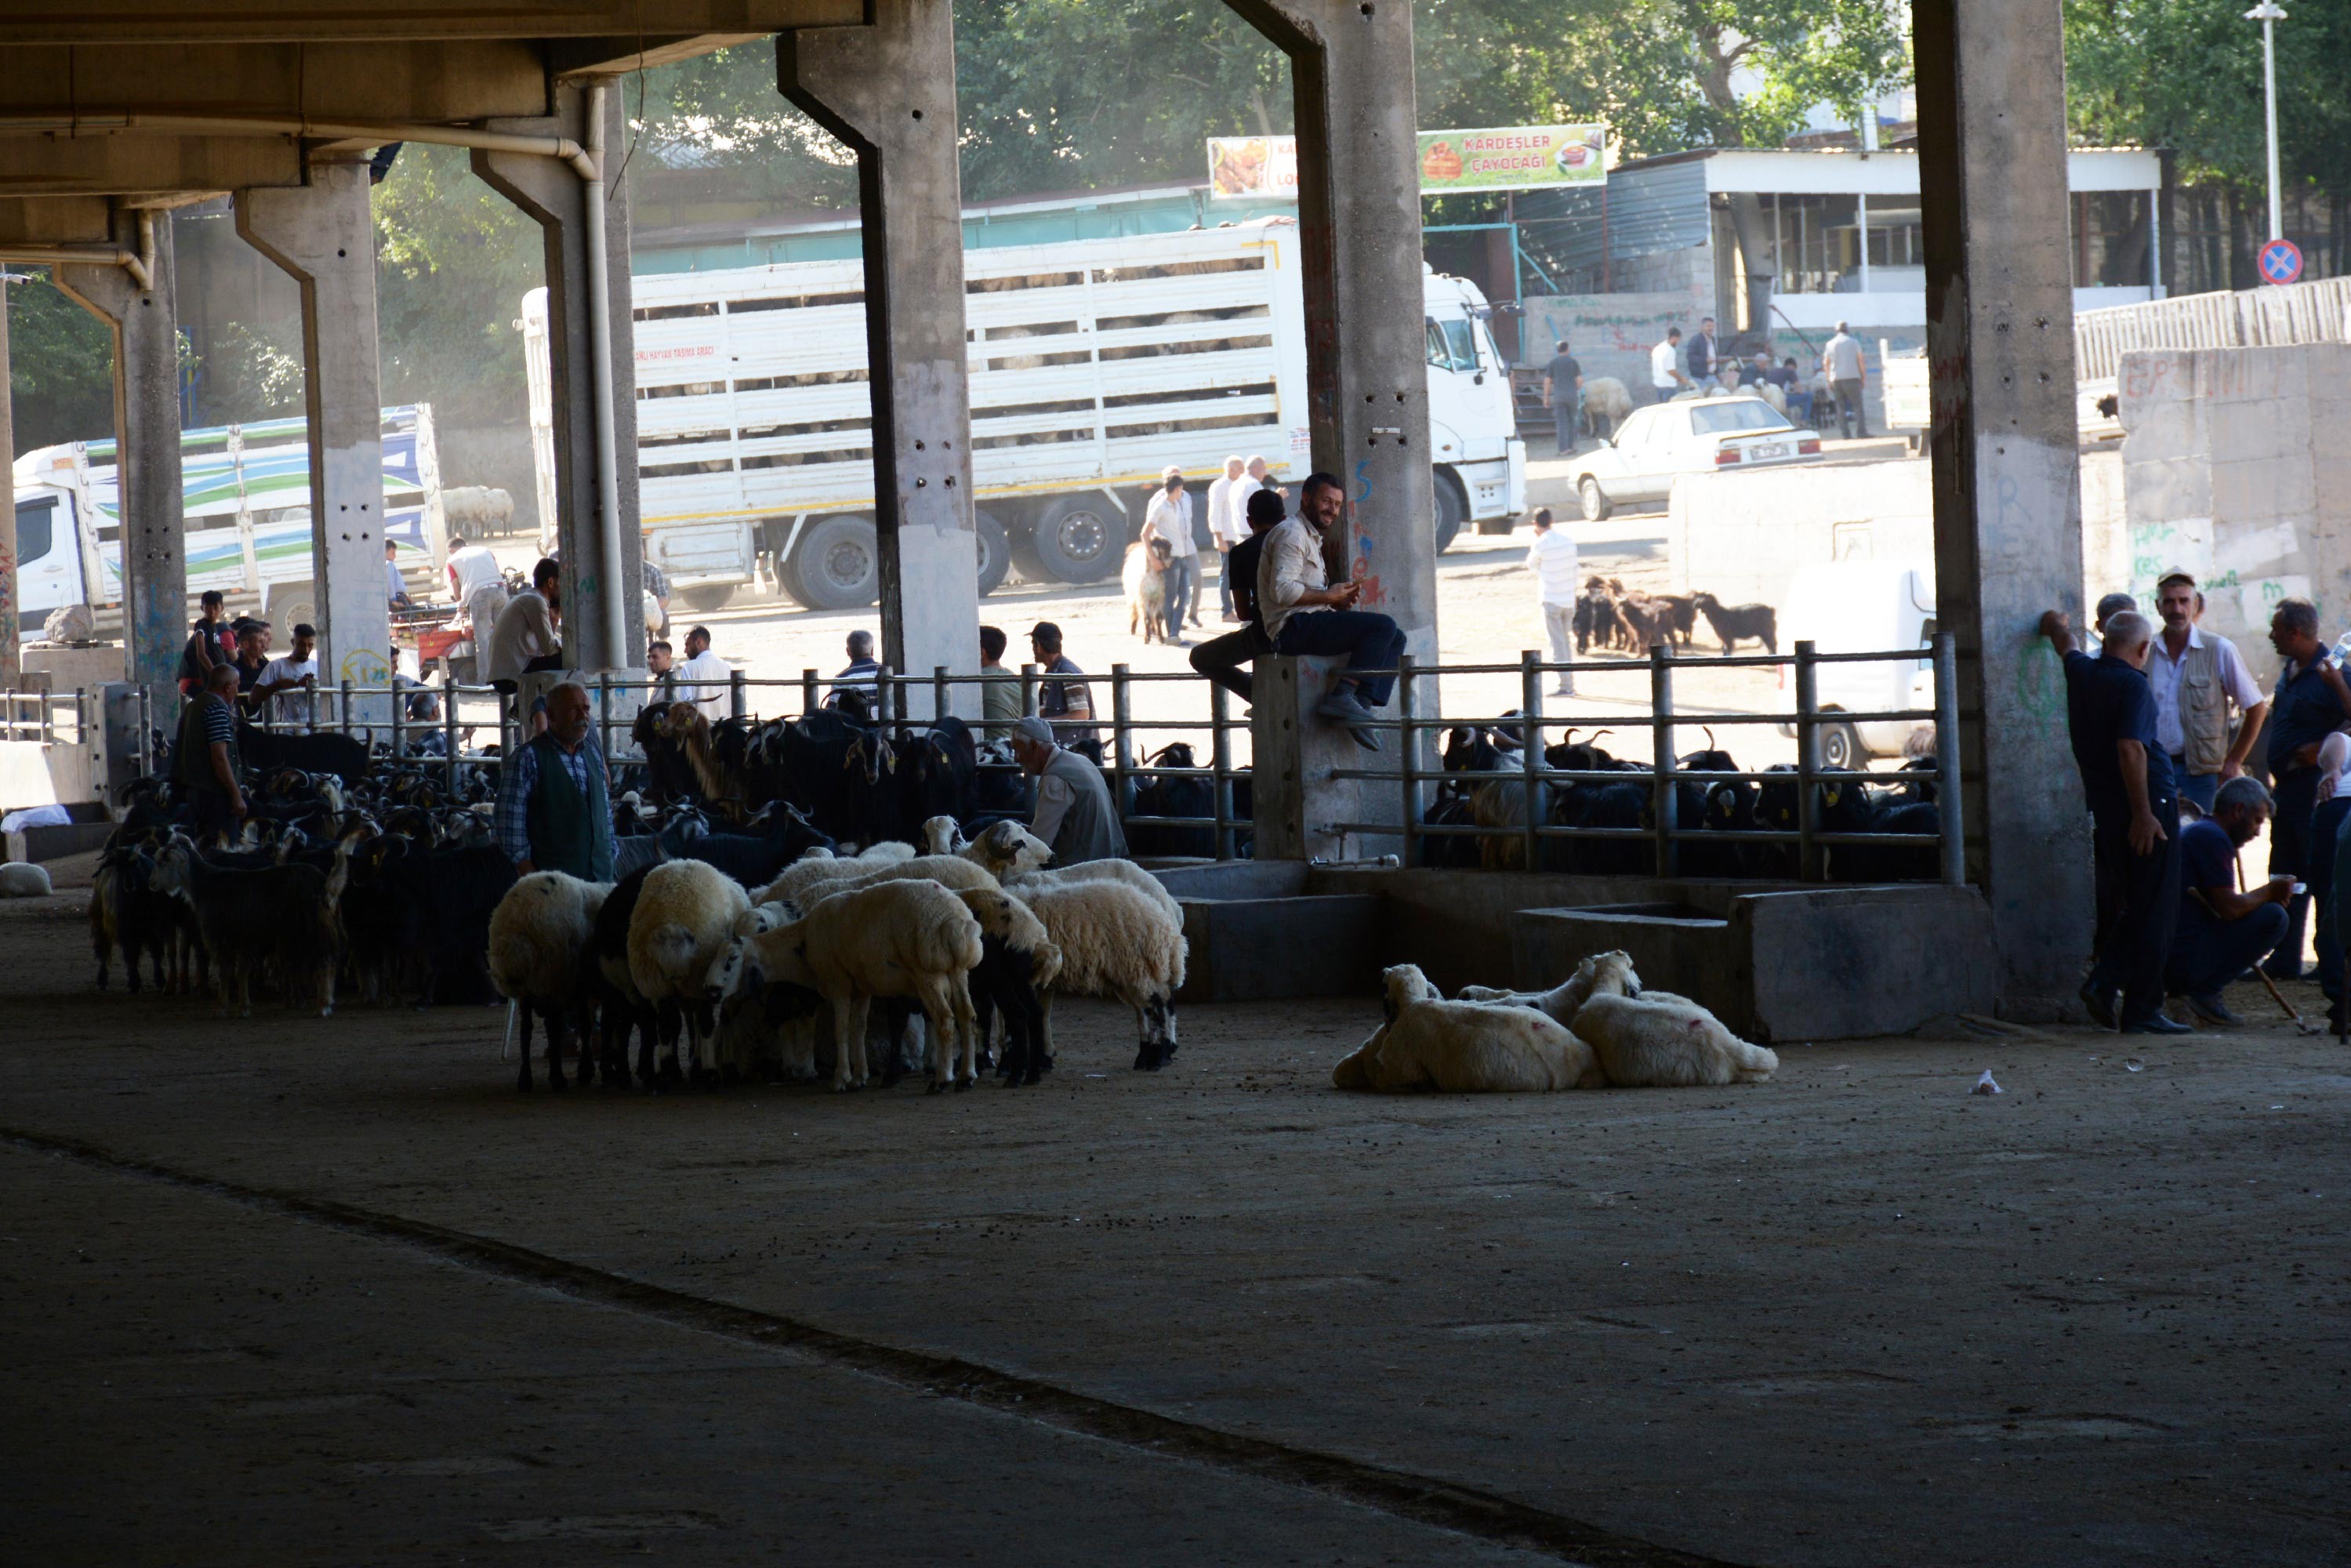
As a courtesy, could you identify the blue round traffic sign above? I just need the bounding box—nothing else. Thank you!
[2259,238,2303,286]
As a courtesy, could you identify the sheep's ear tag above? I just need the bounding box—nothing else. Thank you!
[1825,786,1841,808]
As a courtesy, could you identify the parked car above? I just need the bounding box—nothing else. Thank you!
[1569,396,1822,521]
[1776,560,1938,767]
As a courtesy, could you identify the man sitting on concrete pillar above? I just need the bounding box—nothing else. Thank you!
[2168,775,2292,1025]
[1259,472,1406,751]
[1009,714,1126,866]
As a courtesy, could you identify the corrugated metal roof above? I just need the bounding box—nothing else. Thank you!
[1513,159,1711,279]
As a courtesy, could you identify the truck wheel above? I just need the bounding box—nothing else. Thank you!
[786,514,880,611]
[1029,495,1121,583]
[680,584,736,613]
[1433,472,1467,554]
[1578,476,1612,523]
[1818,719,1860,770]
[974,509,1011,597]
[267,583,317,637]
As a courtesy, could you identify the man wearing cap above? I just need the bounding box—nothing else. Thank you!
[1009,714,1126,866]
[2146,570,2267,815]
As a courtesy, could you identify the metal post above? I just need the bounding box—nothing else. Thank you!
[1020,662,1039,719]
[596,673,613,768]
[1210,679,1235,862]
[802,667,820,716]
[1110,663,1135,817]
[2251,2,2287,245]
[137,684,152,779]
[729,668,747,724]
[441,667,460,793]
[1649,644,1677,877]
[877,665,899,738]
[1794,640,1821,880]
[1933,630,1966,887]
[390,675,405,759]
[934,664,949,727]
[339,679,354,742]
[1520,650,1544,873]
[1396,652,1418,868]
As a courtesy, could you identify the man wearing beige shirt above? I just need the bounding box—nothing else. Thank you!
[1257,470,1406,751]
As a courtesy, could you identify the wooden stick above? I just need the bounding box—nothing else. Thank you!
[2229,859,2300,1020]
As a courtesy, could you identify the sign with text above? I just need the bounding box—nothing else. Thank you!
[1207,125,1607,199]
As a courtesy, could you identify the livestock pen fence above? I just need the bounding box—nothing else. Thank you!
[184,633,1963,885]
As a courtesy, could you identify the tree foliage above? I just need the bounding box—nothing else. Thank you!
[5,271,118,452]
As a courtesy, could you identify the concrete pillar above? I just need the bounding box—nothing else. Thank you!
[53,212,184,717]
[236,158,393,703]
[780,2,979,720]
[1226,0,1437,859]
[0,275,16,693]
[473,81,644,673]
[1914,0,2090,1017]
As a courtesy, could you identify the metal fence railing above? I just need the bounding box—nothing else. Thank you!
[0,686,93,750]
[96,633,1964,884]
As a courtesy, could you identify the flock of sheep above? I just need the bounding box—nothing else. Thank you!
[487,817,1187,1093]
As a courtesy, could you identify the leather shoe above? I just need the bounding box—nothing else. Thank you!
[2121,1013,2193,1035]
[1348,725,1383,752]
[2183,992,2239,1025]
[2078,979,2119,1030]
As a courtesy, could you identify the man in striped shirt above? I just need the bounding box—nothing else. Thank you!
[172,662,248,841]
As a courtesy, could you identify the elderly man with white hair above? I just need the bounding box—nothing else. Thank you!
[1007,714,1127,866]
[2042,605,2187,1035]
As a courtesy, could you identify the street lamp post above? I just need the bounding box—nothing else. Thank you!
[2246,1,2288,243]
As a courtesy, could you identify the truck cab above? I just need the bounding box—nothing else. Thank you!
[1777,560,1938,767]
[1423,270,1526,544]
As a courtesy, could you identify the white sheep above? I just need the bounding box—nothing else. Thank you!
[1580,376,1634,426]
[836,852,1003,898]
[755,840,916,909]
[627,858,750,1084]
[711,878,982,1091]
[1333,964,1605,1092]
[980,822,1184,931]
[1457,949,1639,1026]
[953,817,1052,877]
[1569,992,1778,1087]
[1755,381,1789,416]
[488,871,611,1091]
[920,814,963,855]
[1018,877,1187,1071]
[0,861,54,898]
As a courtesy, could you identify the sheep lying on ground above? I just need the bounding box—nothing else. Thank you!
[1457,949,1638,1025]
[488,871,612,1092]
[627,858,750,1084]
[0,861,53,897]
[1019,877,1187,1070]
[1569,992,1778,1086]
[711,878,982,1091]
[1334,964,1605,1092]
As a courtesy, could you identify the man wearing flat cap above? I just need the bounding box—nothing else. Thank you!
[1008,714,1127,866]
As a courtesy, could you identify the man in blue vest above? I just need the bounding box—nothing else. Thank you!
[495,680,614,881]
[2258,598,2351,978]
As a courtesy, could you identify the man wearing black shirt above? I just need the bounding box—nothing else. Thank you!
[1686,317,1718,391]
[1187,488,1286,705]
[1540,338,1582,455]
[2044,607,2189,1034]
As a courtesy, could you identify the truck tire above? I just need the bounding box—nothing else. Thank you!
[786,514,880,610]
[1433,471,1467,554]
[974,508,1011,597]
[267,583,317,638]
[1818,718,1861,770]
[1029,495,1121,583]
[680,583,736,613]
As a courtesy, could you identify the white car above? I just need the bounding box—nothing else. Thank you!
[1569,396,1822,521]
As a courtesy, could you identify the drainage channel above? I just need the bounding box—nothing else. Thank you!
[3,1124,1749,1568]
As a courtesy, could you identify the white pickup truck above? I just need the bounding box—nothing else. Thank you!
[524,221,1526,611]
[12,405,446,643]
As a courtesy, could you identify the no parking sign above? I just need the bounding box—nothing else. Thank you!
[2259,238,2303,286]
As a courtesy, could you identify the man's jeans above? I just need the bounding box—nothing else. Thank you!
[1274,610,1406,708]
[1163,555,1198,637]
[1552,402,1576,453]
[2170,757,2219,815]
[1541,602,1576,693]
[1216,547,1235,617]
[2268,764,2321,975]
[2309,795,2351,1011]
[1831,377,1869,437]
[2168,903,2288,999]
[1190,624,1267,705]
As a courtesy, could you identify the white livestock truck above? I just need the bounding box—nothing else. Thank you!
[522,221,1526,612]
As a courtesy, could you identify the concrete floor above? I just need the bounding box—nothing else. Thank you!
[4,872,2348,1566]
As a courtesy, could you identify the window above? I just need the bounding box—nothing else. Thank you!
[2073,191,2151,288]
[1689,401,1793,435]
[1615,408,1661,448]
[16,496,56,564]
[1439,319,1481,372]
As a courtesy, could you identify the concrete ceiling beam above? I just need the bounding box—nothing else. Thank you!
[0,42,553,125]
[0,2,859,45]
[0,133,305,198]
[0,195,115,245]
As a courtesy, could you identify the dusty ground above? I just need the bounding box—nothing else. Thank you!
[5,857,2347,1566]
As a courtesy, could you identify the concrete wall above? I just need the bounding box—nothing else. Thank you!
[2110,344,2351,644]
[1518,285,1711,392]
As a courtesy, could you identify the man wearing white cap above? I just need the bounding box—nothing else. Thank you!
[1009,714,1127,866]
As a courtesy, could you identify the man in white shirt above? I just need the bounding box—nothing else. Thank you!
[1823,321,1870,437]
[1649,327,1689,403]
[446,535,502,603]
[2147,569,2269,815]
[1258,471,1406,750]
[1205,455,1250,622]
[252,621,322,727]
[1141,468,1200,643]
[674,624,735,720]
[1523,509,1579,697]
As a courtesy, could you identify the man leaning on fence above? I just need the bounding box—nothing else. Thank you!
[496,681,614,881]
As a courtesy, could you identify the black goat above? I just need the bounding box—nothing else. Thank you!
[1127,741,1215,858]
[1692,592,1778,655]
[238,725,370,786]
[151,835,347,1014]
